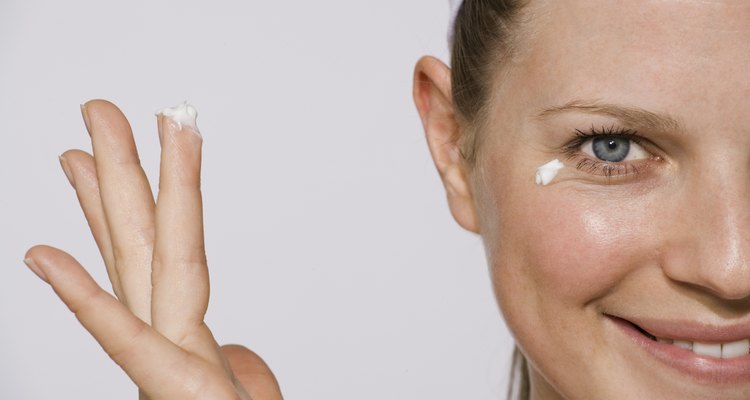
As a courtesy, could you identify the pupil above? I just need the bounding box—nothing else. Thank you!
[592,136,630,162]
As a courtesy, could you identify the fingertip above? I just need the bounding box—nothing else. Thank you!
[82,99,119,112]
[84,100,132,136]
[80,103,92,134]
[25,244,59,261]
[80,100,123,135]
[84,99,124,118]
[23,257,49,283]
[24,245,64,283]
[157,113,165,145]
[221,344,255,356]
[220,343,271,370]
[61,150,96,174]
[59,154,76,187]
[60,150,97,189]
[157,102,202,142]
[60,148,93,160]
[220,344,282,391]
[24,245,80,283]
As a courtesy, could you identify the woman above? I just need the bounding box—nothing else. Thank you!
[24,0,750,398]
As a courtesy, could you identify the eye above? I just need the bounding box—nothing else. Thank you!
[582,135,650,163]
[560,126,663,179]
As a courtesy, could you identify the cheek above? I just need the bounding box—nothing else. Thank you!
[491,187,660,315]
[538,200,642,298]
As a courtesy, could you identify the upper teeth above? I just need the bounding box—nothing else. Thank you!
[656,337,749,359]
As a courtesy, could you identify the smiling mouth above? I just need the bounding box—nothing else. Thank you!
[607,314,750,384]
[621,318,750,359]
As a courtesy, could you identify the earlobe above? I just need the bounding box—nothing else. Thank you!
[413,56,480,234]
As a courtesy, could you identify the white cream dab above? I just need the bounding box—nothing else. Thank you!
[535,159,564,186]
[158,101,199,133]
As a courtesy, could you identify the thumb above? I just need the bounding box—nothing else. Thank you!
[221,344,283,400]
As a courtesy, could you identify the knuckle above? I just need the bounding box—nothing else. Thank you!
[151,252,207,274]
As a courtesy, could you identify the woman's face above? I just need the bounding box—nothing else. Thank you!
[474,1,750,398]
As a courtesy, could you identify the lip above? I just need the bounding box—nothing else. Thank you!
[607,315,750,384]
[626,316,750,343]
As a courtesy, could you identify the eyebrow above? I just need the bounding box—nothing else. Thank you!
[536,99,682,133]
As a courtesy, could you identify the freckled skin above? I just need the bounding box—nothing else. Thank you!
[460,1,750,399]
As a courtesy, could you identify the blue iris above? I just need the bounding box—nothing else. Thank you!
[592,136,630,162]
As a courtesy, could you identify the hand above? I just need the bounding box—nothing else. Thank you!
[24,100,283,400]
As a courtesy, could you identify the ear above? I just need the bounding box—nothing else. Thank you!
[413,56,479,234]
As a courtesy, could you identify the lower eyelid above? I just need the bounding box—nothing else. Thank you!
[569,155,657,178]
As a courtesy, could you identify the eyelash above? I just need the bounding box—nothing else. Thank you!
[561,125,654,178]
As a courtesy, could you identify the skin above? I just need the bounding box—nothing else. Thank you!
[26,100,282,399]
[415,0,750,399]
[23,0,750,399]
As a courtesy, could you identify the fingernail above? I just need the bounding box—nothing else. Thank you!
[80,103,92,134]
[24,257,49,283]
[157,102,201,138]
[58,155,76,187]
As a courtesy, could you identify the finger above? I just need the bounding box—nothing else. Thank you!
[23,245,234,399]
[221,345,284,400]
[83,99,155,322]
[151,108,209,345]
[59,150,122,298]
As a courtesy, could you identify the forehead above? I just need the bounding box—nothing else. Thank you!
[504,0,750,126]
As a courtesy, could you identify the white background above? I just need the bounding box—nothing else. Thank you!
[0,1,514,398]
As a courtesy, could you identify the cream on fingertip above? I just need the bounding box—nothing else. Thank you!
[535,159,564,186]
[157,102,200,134]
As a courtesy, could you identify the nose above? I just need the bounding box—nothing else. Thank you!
[661,165,750,300]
